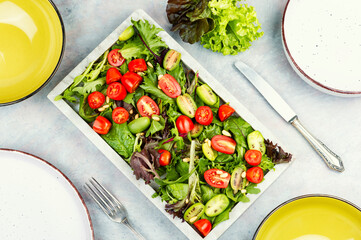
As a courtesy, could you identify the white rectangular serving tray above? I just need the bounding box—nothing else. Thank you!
[48,9,293,240]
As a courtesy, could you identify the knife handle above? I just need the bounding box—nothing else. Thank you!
[290,117,344,172]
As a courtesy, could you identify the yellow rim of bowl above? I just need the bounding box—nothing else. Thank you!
[0,0,65,106]
[253,194,361,239]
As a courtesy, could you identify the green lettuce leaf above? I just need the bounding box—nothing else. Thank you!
[132,19,168,56]
[223,116,254,149]
[201,0,263,55]
[146,115,166,137]
[101,122,135,159]
[119,36,152,61]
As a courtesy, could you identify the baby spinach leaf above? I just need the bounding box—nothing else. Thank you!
[102,122,135,159]
[246,183,261,195]
[200,185,215,203]
[223,116,254,148]
[176,161,189,176]
[166,183,189,200]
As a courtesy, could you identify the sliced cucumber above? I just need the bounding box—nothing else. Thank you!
[196,84,217,106]
[176,94,197,118]
[230,167,245,194]
[247,130,266,154]
[184,203,205,224]
[205,194,230,217]
[190,123,203,138]
[202,141,217,161]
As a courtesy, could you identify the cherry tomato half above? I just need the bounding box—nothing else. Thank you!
[121,72,143,93]
[87,91,105,109]
[211,135,236,154]
[108,49,125,67]
[137,96,160,118]
[246,167,264,184]
[194,219,212,237]
[204,169,231,189]
[195,106,213,126]
[128,59,147,72]
[158,74,181,98]
[107,82,127,100]
[158,149,171,166]
[112,107,129,124]
[93,116,112,135]
[176,115,194,134]
[106,67,122,84]
[218,104,235,122]
[245,149,262,166]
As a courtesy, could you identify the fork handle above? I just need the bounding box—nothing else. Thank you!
[122,218,146,240]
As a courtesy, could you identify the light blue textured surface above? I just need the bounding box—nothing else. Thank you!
[1,1,361,240]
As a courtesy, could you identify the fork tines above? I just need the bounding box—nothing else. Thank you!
[84,177,124,217]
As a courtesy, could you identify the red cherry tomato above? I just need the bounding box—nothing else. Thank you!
[158,149,171,166]
[194,219,212,237]
[195,106,213,126]
[137,96,160,118]
[246,167,264,184]
[93,116,112,135]
[106,68,122,84]
[245,149,262,166]
[128,59,147,72]
[211,135,236,154]
[158,74,181,98]
[112,107,129,124]
[107,49,125,67]
[204,169,231,189]
[176,115,194,134]
[87,91,105,109]
[107,82,127,100]
[121,72,143,93]
[218,104,235,122]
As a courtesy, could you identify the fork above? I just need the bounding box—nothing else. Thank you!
[84,177,146,240]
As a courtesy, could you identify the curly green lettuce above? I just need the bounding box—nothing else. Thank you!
[201,0,263,55]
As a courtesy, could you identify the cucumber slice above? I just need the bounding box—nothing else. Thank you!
[230,167,245,194]
[176,94,197,118]
[202,141,217,161]
[247,130,266,154]
[184,203,205,224]
[196,84,217,106]
[190,123,203,138]
[118,26,135,41]
[205,194,230,217]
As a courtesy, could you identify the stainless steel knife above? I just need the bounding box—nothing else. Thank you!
[235,61,344,172]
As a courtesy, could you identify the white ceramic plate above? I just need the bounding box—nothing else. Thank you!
[47,10,293,240]
[282,0,361,96]
[0,149,93,240]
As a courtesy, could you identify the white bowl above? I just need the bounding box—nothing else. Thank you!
[282,0,361,96]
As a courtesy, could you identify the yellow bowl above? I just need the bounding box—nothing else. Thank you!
[254,195,361,240]
[0,0,64,105]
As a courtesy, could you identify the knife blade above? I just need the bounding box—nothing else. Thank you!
[235,61,344,172]
[235,61,297,122]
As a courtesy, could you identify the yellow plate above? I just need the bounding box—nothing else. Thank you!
[254,195,361,240]
[0,0,64,105]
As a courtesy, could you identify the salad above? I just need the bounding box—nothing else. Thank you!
[56,19,292,237]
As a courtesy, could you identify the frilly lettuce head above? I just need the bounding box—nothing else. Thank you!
[201,0,263,55]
